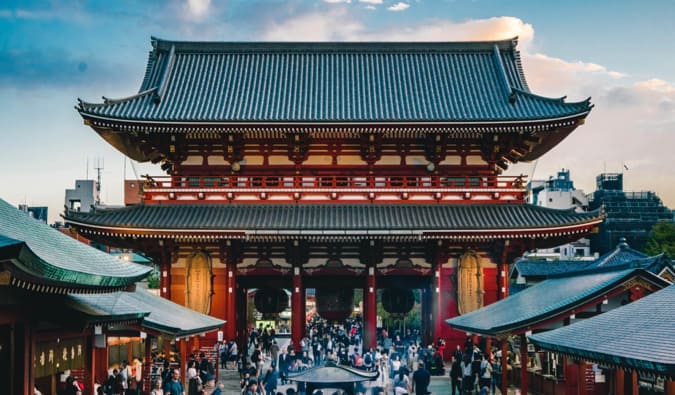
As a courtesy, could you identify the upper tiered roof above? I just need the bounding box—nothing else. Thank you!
[77,37,591,126]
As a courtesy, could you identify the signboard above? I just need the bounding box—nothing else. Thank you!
[34,338,86,378]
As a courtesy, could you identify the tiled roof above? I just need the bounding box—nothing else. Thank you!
[0,198,150,289]
[529,284,675,378]
[67,287,225,336]
[288,361,379,384]
[64,203,601,234]
[587,238,647,268]
[445,267,667,336]
[513,239,665,279]
[77,38,591,124]
[512,260,589,277]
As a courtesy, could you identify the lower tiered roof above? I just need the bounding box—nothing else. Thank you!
[64,203,602,242]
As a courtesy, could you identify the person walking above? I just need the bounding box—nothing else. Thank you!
[450,355,463,395]
[411,360,430,395]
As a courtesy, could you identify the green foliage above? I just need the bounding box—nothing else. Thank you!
[644,221,675,256]
[146,265,160,289]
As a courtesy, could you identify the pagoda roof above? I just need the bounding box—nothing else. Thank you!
[63,203,602,242]
[530,284,675,379]
[0,198,150,293]
[445,266,669,337]
[77,37,591,127]
[66,287,225,336]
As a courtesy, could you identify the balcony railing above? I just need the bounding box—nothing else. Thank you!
[140,174,526,204]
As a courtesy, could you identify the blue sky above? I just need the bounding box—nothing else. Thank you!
[1,0,674,223]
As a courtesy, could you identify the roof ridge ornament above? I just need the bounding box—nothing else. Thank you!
[492,44,515,104]
[153,44,176,104]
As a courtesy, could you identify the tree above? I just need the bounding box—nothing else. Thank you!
[644,221,675,256]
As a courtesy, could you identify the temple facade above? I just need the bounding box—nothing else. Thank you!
[65,37,602,356]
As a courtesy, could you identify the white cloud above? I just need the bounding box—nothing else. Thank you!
[388,2,410,11]
[359,0,383,3]
[365,5,377,10]
[186,0,211,18]
[260,9,364,41]
[324,0,351,3]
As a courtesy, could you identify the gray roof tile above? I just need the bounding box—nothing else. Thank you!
[530,284,675,378]
[446,267,667,336]
[77,39,591,124]
[67,287,225,336]
[64,203,599,232]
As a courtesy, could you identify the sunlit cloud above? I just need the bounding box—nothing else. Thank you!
[388,2,410,11]
[186,0,211,18]
[324,0,352,3]
[359,0,383,3]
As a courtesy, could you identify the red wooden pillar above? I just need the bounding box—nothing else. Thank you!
[163,338,172,367]
[501,340,508,395]
[87,335,97,395]
[578,361,587,395]
[236,285,248,351]
[364,264,377,350]
[225,260,237,341]
[615,368,625,395]
[291,265,304,351]
[665,379,675,395]
[179,338,188,386]
[520,333,528,395]
[631,371,638,395]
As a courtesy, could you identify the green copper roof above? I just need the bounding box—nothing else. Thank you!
[445,267,668,336]
[530,284,675,379]
[64,203,600,233]
[77,38,591,124]
[67,287,225,336]
[0,198,150,290]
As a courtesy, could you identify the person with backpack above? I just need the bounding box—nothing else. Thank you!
[393,367,411,395]
[479,354,492,394]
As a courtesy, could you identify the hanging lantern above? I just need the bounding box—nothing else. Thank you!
[381,288,415,316]
[316,288,354,321]
[253,288,289,314]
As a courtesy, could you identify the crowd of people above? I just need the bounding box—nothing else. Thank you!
[135,318,509,395]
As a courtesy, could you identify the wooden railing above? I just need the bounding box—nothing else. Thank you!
[140,174,526,204]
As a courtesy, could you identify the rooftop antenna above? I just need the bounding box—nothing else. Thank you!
[94,157,104,205]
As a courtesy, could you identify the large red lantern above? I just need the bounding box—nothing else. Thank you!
[315,288,354,321]
[381,288,415,316]
[254,288,289,314]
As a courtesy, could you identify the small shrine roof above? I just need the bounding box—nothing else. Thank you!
[530,284,675,379]
[513,239,668,279]
[287,361,379,384]
[64,203,602,241]
[0,198,150,292]
[445,266,669,336]
[66,287,225,336]
[77,38,591,126]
